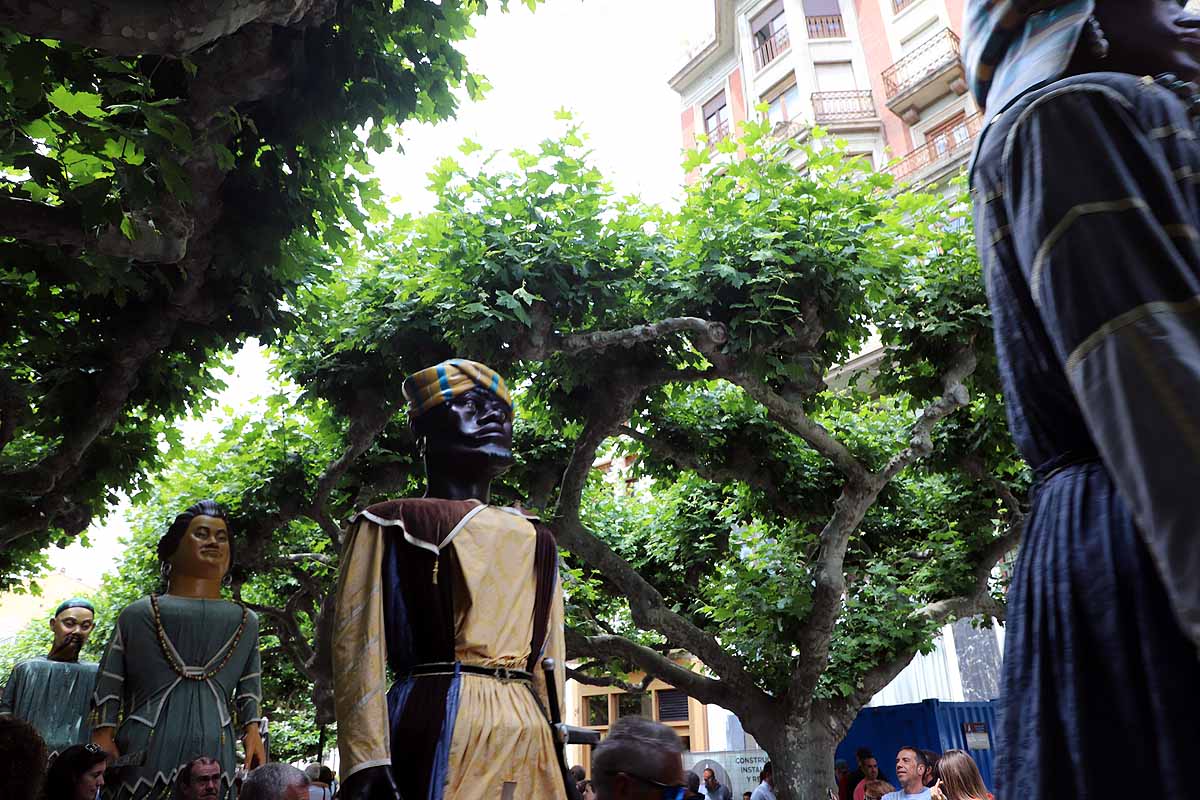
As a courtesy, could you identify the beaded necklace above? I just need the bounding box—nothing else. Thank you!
[149,592,249,682]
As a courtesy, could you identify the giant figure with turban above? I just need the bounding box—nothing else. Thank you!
[0,598,98,755]
[965,0,1200,796]
[334,360,571,800]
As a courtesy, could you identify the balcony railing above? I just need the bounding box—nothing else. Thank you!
[892,0,917,12]
[706,120,731,150]
[882,28,961,100]
[806,14,846,39]
[812,90,876,124]
[888,112,982,182]
[753,25,791,70]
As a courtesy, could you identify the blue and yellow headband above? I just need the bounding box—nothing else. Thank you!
[402,359,512,419]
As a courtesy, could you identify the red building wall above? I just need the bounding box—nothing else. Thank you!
[854,0,912,153]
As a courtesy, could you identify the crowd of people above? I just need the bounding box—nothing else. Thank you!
[0,716,326,800]
[558,719,992,800]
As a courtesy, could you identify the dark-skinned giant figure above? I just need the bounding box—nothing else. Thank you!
[334,360,570,800]
[964,0,1200,796]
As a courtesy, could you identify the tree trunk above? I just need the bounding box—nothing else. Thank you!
[759,713,838,800]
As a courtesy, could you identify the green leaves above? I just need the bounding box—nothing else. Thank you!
[46,85,105,118]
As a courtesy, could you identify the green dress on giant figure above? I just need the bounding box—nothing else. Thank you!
[0,598,99,755]
[93,501,265,800]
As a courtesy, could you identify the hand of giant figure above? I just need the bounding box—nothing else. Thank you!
[92,501,264,800]
[0,598,99,755]
[335,360,573,800]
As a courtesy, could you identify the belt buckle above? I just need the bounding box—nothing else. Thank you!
[497,666,513,684]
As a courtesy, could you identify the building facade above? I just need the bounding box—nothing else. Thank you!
[670,0,978,188]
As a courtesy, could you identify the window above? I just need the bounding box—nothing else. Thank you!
[751,1,789,69]
[803,0,844,38]
[703,91,731,143]
[763,75,802,127]
[617,693,653,719]
[925,112,969,157]
[656,689,690,722]
[585,695,609,727]
[813,61,857,92]
[900,19,939,54]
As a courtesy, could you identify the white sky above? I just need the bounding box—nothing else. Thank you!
[45,0,713,588]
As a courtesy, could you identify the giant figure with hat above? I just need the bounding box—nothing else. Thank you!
[333,360,570,800]
[0,598,99,755]
[91,500,264,799]
[964,0,1200,796]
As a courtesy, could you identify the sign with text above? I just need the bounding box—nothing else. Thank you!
[685,750,770,795]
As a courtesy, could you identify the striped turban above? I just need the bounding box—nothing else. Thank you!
[963,0,1093,118]
[402,359,512,419]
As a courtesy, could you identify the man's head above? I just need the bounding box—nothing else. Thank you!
[862,780,896,800]
[702,768,719,791]
[405,360,515,478]
[240,763,309,800]
[47,598,95,662]
[835,760,849,779]
[686,771,701,793]
[592,716,685,800]
[743,794,752,800]
[965,0,1200,118]
[855,747,873,770]
[862,756,880,781]
[571,765,587,785]
[760,761,773,786]
[894,748,928,794]
[176,757,222,800]
[0,717,47,800]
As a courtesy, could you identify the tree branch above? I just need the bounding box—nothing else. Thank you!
[515,317,728,361]
[619,425,801,518]
[565,664,655,693]
[565,628,749,712]
[874,345,978,484]
[0,0,336,58]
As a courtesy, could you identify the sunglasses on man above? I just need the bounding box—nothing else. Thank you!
[621,771,688,800]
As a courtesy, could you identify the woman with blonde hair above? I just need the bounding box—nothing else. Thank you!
[929,750,990,800]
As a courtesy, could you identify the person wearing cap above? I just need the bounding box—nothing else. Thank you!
[332,360,570,800]
[965,0,1200,797]
[0,598,99,755]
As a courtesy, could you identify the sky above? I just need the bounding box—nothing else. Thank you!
[44,0,715,588]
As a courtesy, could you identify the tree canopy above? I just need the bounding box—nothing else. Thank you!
[0,0,537,585]
[35,119,1027,796]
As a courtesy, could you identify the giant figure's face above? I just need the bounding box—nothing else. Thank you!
[1089,0,1200,81]
[169,514,232,581]
[47,606,94,662]
[421,387,514,472]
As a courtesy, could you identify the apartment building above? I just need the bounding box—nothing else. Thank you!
[669,0,978,187]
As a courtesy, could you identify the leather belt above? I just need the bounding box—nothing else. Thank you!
[404,662,533,683]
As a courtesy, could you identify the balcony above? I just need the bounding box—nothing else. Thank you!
[807,14,846,40]
[812,90,877,126]
[706,120,731,151]
[892,0,917,12]
[887,112,982,183]
[881,29,967,123]
[753,25,790,70]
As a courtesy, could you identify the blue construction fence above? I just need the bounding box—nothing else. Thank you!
[835,699,1000,792]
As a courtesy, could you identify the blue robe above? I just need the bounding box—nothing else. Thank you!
[0,656,97,754]
[972,71,1200,798]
